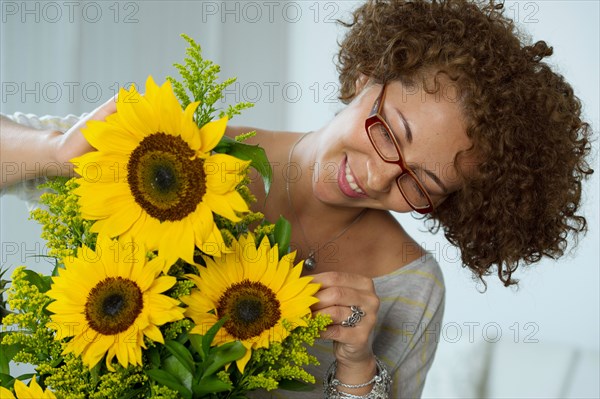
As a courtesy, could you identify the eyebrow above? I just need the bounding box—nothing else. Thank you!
[424,169,449,195]
[395,109,449,195]
[397,110,413,144]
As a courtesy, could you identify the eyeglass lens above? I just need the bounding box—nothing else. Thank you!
[367,121,431,208]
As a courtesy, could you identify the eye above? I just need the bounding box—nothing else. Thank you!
[376,123,393,143]
[409,178,428,199]
[411,168,442,198]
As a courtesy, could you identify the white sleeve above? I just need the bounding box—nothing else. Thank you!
[0,112,86,206]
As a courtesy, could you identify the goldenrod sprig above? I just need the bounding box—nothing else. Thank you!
[30,177,95,261]
[230,314,331,393]
[167,34,253,128]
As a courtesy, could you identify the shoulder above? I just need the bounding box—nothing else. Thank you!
[373,253,445,321]
[374,253,445,298]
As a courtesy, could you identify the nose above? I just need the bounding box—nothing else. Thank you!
[366,157,398,193]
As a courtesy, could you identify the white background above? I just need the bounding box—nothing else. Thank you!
[1,0,598,396]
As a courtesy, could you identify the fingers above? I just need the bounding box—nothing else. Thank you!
[310,271,380,354]
[55,97,118,167]
[311,271,378,311]
[311,271,376,295]
[92,96,118,120]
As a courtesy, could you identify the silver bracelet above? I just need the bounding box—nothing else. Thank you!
[324,357,392,399]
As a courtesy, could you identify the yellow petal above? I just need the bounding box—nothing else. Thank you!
[203,192,241,221]
[82,120,139,154]
[115,85,157,137]
[143,324,165,343]
[0,386,15,399]
[148,276,177,295]
[235,344,251,374]
[181,101,201,147]
[157,80,183,134]
[199,116,228,152]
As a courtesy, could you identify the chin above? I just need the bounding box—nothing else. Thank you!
[312,180,343,206]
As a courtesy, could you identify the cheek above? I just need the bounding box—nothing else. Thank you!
[308,150,343,202]
[315,162,341,189]
[378,190,416,214]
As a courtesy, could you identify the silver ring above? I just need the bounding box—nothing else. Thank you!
[341,305,366,327]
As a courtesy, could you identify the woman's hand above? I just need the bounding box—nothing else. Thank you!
[53,97,117,166]
[0,98,117,188]
[311,271,380,388]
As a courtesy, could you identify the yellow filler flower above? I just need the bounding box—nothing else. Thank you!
[72,76,250,267]
[46,235,185,370]
[0,378,56,399]
[182,234,320,372]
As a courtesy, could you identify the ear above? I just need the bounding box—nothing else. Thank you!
[355,73,370,95]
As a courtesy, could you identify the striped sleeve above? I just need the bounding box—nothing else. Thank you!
[374,254,445,398]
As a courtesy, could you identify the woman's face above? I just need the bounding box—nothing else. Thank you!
[312,77,474,213]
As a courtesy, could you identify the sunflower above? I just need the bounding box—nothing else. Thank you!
[72,76,250,268]
[181,234,320,372]
[46,235,185,370]
[0,378,56,399]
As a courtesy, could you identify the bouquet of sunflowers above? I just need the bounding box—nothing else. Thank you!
[0,35,328,399]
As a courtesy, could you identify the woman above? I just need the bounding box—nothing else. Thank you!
[0,1,593,397]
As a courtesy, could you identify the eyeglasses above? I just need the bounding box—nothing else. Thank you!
[364,83,435,214]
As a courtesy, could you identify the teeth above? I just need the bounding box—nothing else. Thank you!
[345,162,365,194]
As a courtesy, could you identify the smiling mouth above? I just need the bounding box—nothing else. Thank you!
[345,161,365,195]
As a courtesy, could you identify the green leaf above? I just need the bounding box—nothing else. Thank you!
[21,269,52,293]
[147,347,161,368]
[50,355,64,368]
[214,136,273,195]
[163,355,193,392]
[204,341,246,376]
[274,216,292,259]
[89,361,101,388]
[193,375,233,397]
[0,372,14,388]
[201,316,229,357]
[212,134,234,153]
[0,267,9,281]
[0,338,22,375]
[278,379,316,392]
[164,340,195,374]
[146,369,192,399]
[0,373,35,388]
[188,334,204,360]
[176,331,190,345]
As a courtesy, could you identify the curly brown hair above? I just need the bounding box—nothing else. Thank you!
[337,0,594,286]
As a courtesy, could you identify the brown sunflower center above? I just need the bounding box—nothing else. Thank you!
[217,279,281,340]
[127,132,206,222]
[85,277,143,335]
